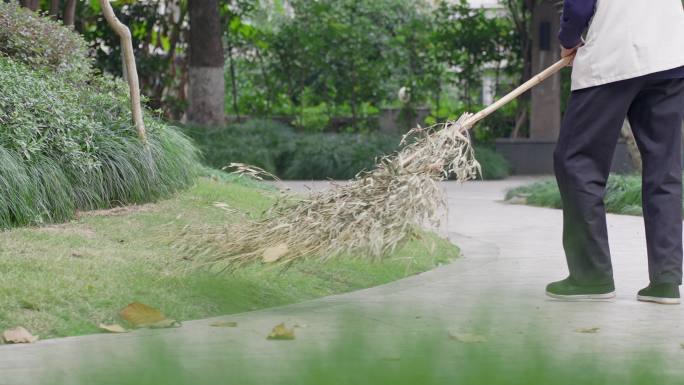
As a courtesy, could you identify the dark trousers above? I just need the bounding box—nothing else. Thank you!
[554,77,684,286]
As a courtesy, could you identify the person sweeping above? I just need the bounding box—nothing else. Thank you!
[545,0,684,304]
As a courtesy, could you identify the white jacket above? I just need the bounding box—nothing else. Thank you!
[572,0,684,90]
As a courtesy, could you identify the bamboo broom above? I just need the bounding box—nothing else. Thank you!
[177,56,574,271]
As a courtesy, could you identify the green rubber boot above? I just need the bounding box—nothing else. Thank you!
[637,283,681,305]
[546,277,616,300]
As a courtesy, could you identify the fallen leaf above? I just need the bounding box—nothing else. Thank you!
[263,244,288,263]
[2,327,39,344]
[507,196,528,205]
[19,299,39,311]
[211,321,238,328]
[575,327,600,334]
[212,202,238,214]
[267,323,295,340]
[99,324,128,333]
[680,343,684,350]
[119,302,167,327]
[448,332,487,343]
[146,319,181,329]
[293,323,308,329]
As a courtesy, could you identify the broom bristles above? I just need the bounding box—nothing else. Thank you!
[176,114,480,271]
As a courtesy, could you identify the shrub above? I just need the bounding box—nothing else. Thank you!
[505,174,650,216]
[473,146,511,180]
[184,120,295,174]
[0,2,92,81]
[0,55,198,228]
[188,120,511,181]
[505,180,563,209]
[282,133,401,180]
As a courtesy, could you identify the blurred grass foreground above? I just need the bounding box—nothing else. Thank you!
[36,313,674,385]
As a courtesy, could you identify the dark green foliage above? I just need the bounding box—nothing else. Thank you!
[184,120,397,180]
[282,133,401,180]
[27,0,523,135]
[473,146,511,180]
[186,120,510,180]
[505,180,563,209]
[603,174,644,215]
[184,120,295,174]
[0,2,92,81]
[0,55,198,228]
[434,0,518,111]
[506,174,651,216]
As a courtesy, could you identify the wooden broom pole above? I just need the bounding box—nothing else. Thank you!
[100,0,147,143]
[399,55,573,169]
[465,54,574,128]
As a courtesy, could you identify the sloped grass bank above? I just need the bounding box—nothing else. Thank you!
[0,57,198,228]
[0,176,458,339]
[0,4,198,228]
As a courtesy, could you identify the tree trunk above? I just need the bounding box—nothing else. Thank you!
[64,0,77,27]
[20,0,39,11]
[187,0,225,127]
[99,0,147,143]
[49,0,60,18]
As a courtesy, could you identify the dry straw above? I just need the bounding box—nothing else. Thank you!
[178,57,573,271]
[177,113,480,271]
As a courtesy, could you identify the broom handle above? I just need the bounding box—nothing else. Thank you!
[398,55,573,168]
[465,54,574,128]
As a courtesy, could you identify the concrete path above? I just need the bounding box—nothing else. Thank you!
[2,178,683,384]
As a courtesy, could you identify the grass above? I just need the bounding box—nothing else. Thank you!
[506,174,651,216]
[37,313,675,385]
[0,174,458,339]
[0,11,200,229]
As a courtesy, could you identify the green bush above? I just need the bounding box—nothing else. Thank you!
[186,121,398,180]
[505,174,652,216]
[184,120,295,174]
[0,56,198,227]
[505,180,563,209]
[188,120,511,181]
[473,146,511,180]
[0,2,91,81]
[282,133,401,180]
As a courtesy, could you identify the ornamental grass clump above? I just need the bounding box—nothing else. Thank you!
[0,6,199,228]
[178,114,480,270]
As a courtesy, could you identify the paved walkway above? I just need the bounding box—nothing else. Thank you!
[2,179,684,383]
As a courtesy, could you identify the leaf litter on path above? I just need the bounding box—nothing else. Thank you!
[267,323,295,340]
[448,332,487,343]
[99,324,128,333]
[210,321,238,328]
[2,327,39,344]
[575,327,600,334]
[119,302,179,329]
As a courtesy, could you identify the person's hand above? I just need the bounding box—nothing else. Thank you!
[561,43,582,66]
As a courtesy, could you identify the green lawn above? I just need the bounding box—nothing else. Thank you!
[0,174,458,339]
